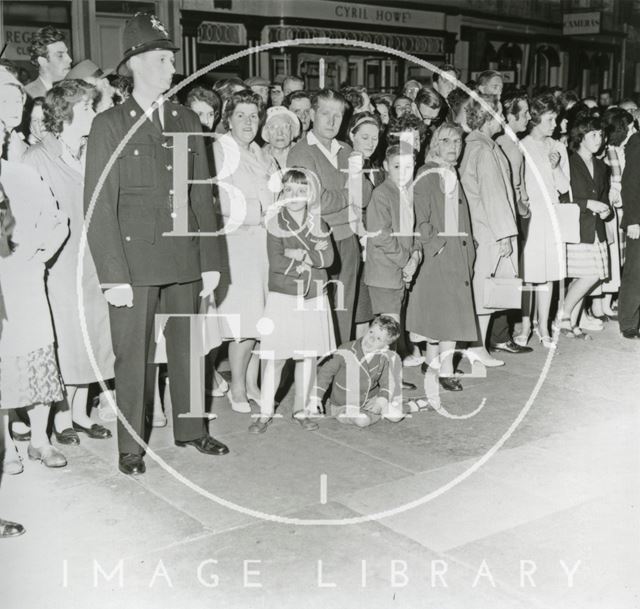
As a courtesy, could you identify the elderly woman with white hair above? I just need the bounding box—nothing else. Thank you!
[261,105,300,174]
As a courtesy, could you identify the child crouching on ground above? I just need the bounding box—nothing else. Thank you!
[308,315,405,427]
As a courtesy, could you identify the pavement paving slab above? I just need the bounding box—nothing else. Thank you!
[0,322,637,608]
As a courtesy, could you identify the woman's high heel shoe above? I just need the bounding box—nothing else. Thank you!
[228,393,252,414]
[534,326,557,349]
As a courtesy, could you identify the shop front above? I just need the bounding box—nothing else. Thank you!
[181,0,456,92]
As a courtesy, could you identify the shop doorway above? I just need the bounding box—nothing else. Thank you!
[297,53,348,89]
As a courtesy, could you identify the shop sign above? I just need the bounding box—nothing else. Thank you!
[266,25,444,56]
[563,11,601,35]
[184,0,446,31]
[197,21,247,45]
[2,25,72,62]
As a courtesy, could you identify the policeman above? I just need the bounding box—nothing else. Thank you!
[84,13,228,475]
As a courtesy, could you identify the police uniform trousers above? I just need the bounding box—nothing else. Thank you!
[109,280,206,455]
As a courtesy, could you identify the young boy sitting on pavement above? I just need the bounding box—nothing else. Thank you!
[307,315,405,427]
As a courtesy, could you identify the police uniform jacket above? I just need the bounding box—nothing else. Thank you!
[83,97,225,287]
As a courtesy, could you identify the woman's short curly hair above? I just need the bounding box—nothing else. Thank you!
[186,86,222,116]
[221,88,265,131]
[387,113,427,147]
[43,79,97,135]
[465,93,500,131]
[528,93,559,127]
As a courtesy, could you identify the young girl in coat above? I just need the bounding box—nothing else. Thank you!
[249,169,336,434]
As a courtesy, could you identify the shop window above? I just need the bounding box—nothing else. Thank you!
[484,42,498,70]
[297,54,347,90]
[533,45,560,88]
[497,42,523,84]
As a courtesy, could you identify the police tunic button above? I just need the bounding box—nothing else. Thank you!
[130,110,136,117]
[134,149,139,156]
[171,212,177,218]
[169,189,174,195]
[171,110,177,117]
[125,236,131,242]
[166,165,172,170]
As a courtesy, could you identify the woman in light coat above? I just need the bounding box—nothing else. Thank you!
[460,94,519,366]
[213,89,273,413]
[24,80,115,443]
[520,94,571,347]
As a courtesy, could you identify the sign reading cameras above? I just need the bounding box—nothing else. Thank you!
[562,11,601,36]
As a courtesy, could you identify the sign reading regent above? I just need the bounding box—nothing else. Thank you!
[563,11,601,36]
[2,25,72,61]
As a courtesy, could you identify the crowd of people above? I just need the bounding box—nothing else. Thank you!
[0,14,638,537]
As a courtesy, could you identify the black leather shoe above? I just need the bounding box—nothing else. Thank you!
[118,453,146,475]
[439,377,463,391]
[622,330,640,339]
[491,339,533,354]
[175,435,229,455]
[73,422,112,439]
[53,427,80,446]
[401,380,417,391]
[0,518,25,538]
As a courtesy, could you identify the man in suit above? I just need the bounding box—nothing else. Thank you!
[25,26,71,99]
[620,131,640,339]
[84,13,229,475]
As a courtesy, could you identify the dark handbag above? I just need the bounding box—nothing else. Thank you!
[484,256,522,310]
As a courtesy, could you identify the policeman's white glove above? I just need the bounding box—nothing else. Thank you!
[200,271,221,298]
[104,284,133,308]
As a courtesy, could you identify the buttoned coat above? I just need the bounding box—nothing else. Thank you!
[266,208,333,299]
[24,134,115,384]
[364,178,419,290]
[83,97,225,288]
[521,135,570,283]
[620,132,640,229]
[313,338,401,408]
[460,131,519,314]
[406,161,478,341]
[567,152,610,244]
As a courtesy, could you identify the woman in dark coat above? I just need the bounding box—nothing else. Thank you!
[406,122,477,391]
[556,113,611,337]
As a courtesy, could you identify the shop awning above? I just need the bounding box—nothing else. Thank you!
[263,25,445,57]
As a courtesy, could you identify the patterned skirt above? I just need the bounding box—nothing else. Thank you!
[0,344,64,409]
[566,240,609,280]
